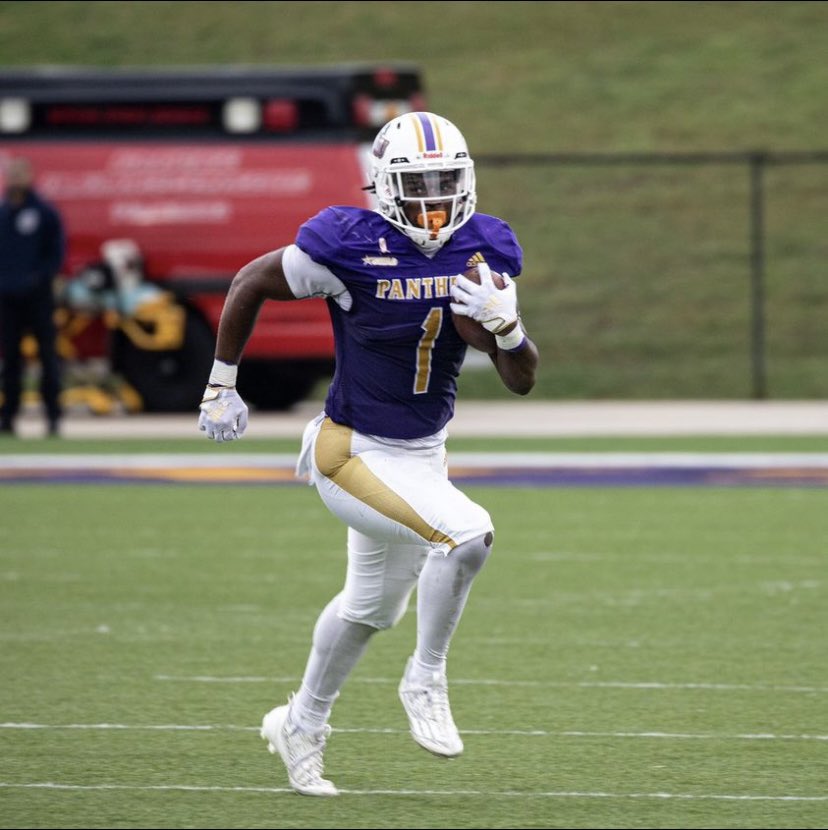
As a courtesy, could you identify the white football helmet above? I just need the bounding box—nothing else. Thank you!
[369,112,476,253]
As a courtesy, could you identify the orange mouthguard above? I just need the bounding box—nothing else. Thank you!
[416,210,447,239]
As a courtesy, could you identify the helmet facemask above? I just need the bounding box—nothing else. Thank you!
[370,113,477,253]
[388,166,476,251]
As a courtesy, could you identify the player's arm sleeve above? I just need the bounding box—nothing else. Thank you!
[282,244,353,311]
[499,220,524,278]
[482,216,523,278]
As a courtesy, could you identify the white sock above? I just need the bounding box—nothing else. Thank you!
[410,651,446,684]
[290,594,376,732]
[412,534,492,684]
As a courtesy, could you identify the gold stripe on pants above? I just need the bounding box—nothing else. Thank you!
[314,418,456,549]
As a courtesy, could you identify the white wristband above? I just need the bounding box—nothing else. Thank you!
[208,359,238,387]
[495,325,526,352]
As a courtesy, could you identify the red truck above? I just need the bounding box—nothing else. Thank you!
[0,65,425,411]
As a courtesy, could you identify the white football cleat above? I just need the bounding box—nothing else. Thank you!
[260,699,338,797]
[398,657,464,757]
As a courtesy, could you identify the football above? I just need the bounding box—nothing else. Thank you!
[451,266,506,353]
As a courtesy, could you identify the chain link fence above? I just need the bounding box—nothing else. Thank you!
[467,152,827,400]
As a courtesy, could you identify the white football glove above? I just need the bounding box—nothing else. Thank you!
[198,386,249,443]
[450,262,519,334]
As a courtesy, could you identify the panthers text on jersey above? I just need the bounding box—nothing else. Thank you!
[296,206,522,439]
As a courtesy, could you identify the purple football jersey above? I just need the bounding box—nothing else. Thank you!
[296,207,522,439]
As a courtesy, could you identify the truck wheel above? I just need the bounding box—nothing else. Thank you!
[113,309,214,412]
[237,359,332,411]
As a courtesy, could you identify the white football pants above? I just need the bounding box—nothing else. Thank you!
[298,413,493,628]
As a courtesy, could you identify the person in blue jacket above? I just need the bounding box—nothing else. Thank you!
[0,157,66,436]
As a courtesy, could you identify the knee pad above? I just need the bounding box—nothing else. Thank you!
[446,530,493,574]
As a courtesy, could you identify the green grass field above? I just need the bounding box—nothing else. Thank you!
[1,1,826,399]
[2,475,826,828]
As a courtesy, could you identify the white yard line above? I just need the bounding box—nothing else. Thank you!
[153,674,828,693]
[1,781,825,801]
[2,452,828,469]
[2,722,826,741]
[0,454,298,469]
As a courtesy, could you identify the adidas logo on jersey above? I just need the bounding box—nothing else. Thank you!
[466,251,487,268]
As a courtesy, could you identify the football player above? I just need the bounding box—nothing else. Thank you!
[199,112,539,796]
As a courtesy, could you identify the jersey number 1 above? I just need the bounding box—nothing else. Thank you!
[414,307,443,394]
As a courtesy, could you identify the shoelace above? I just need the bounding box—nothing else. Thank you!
[407,677,452,723]
[426,684,453,723]
[289,724,331,781]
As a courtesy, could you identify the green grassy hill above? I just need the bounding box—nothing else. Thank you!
[3,2,826,152]
[2,1,825,398]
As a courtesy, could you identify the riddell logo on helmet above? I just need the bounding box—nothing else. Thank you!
[421,151,444,159]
